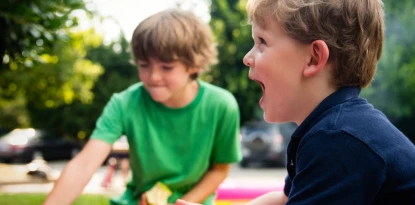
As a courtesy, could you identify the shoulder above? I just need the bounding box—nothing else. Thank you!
[104,82,146,113]
[309,97,400,138]
[335,99,405,141]
[111,82,145,102]
[297,129,386,171]
[199,80,238,108]
[305,97,412,163]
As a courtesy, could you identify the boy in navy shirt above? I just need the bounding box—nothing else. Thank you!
[177,0,415,204]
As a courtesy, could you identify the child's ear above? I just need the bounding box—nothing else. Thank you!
[188,67,201,75]
[303,40,329,77]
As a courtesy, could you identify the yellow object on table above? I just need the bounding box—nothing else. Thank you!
[146,182,173,205]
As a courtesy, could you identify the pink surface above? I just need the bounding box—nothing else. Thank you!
[216,182,284,200]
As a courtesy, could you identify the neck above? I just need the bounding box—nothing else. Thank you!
[162,80,199,108]
[294,81,337,126]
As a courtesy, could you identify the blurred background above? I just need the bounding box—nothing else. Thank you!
[0,0,414,204]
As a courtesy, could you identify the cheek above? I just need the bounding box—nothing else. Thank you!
[139,68,150,76]
[257,58,276,81]
[159,74,180,88]
[256,50,275,67]
[169,70,188,82]
[138,70,151,84]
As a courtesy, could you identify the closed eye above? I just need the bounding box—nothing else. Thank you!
[139,63,148,68]
[162,66,173,71]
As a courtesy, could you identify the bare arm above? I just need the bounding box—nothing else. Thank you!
[43,139,112,205]
[180,163,231,203]
[245,191,288,205]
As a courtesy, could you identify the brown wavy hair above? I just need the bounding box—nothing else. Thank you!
[246,0,385,88]
[131,8,218,79]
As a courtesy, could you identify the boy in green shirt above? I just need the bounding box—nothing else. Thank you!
[43,8,242,205]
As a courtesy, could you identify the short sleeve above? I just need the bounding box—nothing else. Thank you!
[286,130,386,205]
[89,94,124,145]
[210,94,242,164]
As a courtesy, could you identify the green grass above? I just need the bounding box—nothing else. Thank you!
[0,193,110,205]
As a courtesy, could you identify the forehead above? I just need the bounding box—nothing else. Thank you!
[255,14,279,29]
[251,23,266,35]
[137,57,176,64]
[251,19,284,37]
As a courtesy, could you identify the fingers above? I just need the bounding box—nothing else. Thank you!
[175,199,201,205]
[139,194,148,205]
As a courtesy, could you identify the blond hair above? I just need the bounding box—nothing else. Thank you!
[131,8,217,79]
[246,0,385,88]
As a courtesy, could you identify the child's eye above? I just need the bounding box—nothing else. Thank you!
[162,66,173,71]
[259,37,267,45]
[139,64,148,68]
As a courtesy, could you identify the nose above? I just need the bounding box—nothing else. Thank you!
[149,67,162,82]
[243,49,254,67]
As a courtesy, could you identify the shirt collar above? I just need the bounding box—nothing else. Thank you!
[292,86,361,139]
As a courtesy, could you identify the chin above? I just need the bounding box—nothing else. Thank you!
[263,112,276,123]
[263,112,287,123]
[149,95,169,103]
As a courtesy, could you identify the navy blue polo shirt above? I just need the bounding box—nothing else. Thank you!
[284,86,415,205]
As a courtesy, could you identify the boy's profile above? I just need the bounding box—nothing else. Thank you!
[43,8,242,205]
[177,0,415,205]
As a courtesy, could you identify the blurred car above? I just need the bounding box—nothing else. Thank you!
[239,120,297,168]
[0,126,11,136]
[0,128,82,163]
[111,135,129,156]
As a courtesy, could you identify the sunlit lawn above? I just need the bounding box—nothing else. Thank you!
[0,193,110,205]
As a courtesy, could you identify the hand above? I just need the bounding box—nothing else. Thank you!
[175,199,201,205]
[139,194,148,205]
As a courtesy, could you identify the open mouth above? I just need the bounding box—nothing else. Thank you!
[254,80,265,92]
[249,76,266,106]
[248,73,265,92]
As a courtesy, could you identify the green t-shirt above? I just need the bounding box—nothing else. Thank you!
[90,80,242,205]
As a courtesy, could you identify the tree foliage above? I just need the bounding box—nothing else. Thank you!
[207,0,263,124]
[0,0,87,68]
[29,34,138,140]
[361,0,415,142]
[1,29,104,132]
[0,0,103,132]
[26,29,104,134]
[362,0,415,118]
